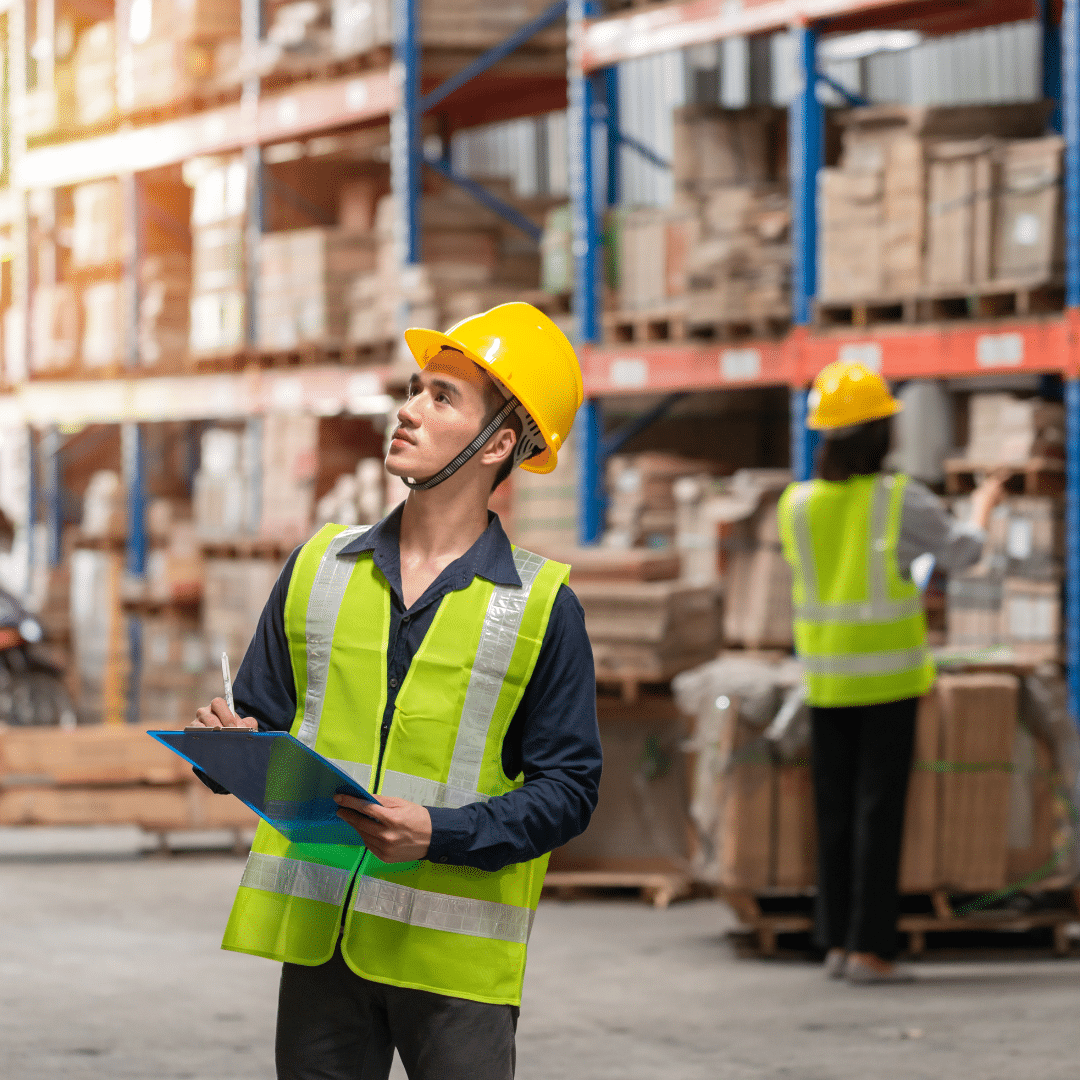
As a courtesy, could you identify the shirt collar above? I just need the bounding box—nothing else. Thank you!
[339,503,522,590]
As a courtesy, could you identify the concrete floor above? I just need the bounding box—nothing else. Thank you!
[2,850,1079,1080]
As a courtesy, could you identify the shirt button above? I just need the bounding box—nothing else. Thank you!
[389,677,398,688]
[402,614,410,623]
[440,857,448,863]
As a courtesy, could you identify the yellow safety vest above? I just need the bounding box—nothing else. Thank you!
[777,473,935,707]
[221,523,569,1006]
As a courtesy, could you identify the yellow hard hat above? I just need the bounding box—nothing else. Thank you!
[403,302,583,474]
[806,360,902,432]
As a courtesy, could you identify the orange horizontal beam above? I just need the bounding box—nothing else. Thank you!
[17,70,399,188]
[581,316,1070,396]
[581,0,1029,71]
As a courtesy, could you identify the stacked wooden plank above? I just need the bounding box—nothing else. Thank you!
[0,724,256,833]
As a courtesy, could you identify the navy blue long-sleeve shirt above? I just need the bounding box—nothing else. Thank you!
[230,506,602,873]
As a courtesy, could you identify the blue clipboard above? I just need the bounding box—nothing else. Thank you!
[149,729,379,846]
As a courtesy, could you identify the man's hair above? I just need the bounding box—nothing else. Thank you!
[813,417,891,482]
[482,375,522,491]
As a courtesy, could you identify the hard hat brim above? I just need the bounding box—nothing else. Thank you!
[402,326,557,473]
[807,397,903,431]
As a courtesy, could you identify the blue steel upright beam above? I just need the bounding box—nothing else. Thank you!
[43,428,62,569]
[1042,0,1063,134]
[393,0,423,270]
[122,423,147,578]
[789,23,824,482]
[1064,0,1080,722]
[570,1,606,544]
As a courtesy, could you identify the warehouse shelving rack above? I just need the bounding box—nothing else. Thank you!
[1,0,570,560]
[568,0,1080,719]
[0,0,572,723]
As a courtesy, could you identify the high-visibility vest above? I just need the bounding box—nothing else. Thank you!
[777,473,935,708]
[221,523,570,1007]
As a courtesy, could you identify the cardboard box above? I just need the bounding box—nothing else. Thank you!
[899,692,942,892]
[936,673,1019,892]
[993,137,1064,282]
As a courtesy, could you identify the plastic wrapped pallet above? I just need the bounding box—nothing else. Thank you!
[260,413,319,541]
[70,548,128,726]
[139,254,192,370]
[193,427,249,538]
[549,691,692,875]
[673,654,810,889]
[137,610,207,729]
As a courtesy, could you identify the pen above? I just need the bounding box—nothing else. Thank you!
[221,652,235,717]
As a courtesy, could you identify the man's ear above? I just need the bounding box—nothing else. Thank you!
[482,425,518,466]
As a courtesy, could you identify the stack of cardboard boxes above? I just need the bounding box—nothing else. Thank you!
[117,0,242,114]
[817,103,1054,305]
[187,156,248,359]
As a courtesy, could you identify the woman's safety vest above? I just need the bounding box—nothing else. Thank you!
[777,473,935,708]
[221,523,570,1006]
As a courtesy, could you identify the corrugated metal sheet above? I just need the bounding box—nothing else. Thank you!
[450,19,1044,207]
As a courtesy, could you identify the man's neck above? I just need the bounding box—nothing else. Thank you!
[398,481,491,569]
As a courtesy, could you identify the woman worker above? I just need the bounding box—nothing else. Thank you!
[778,360,1005,984]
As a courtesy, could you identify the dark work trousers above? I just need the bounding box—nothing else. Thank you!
[810,697,918,960]
[276,943,519,1080]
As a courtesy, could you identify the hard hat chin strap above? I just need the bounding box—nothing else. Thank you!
[403,396,522,491]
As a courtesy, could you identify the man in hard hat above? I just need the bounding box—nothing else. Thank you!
[778,360,1005,984]
[192,303,601,1079]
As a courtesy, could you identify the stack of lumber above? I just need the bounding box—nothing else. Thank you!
[576,577,722,683]
[818,103,1052,305]
[117,0,242,114]
[0,724,256,833]
[187,155,248,359]
[257,228,376,350]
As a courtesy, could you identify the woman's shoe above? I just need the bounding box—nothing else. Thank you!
[823,949,848,979]
[846,954,915,984]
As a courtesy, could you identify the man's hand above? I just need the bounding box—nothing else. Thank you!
[334,794,432,863]
[192,697,258,730]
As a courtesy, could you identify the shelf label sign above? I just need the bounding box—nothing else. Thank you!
[609,357,649,389]
[720,348,761,382]
[837,342,882,371]
[976,332,1024,368]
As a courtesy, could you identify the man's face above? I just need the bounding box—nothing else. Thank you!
[386,349,490,480]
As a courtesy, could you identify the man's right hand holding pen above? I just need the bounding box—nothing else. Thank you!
[192,698,258,730]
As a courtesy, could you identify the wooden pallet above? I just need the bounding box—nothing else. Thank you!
[816,278,1064,328]
[199,534,305,560]
[685,313,790,342]
[603,308,687,344]
[943,457,1065,496]
[719,885,1080,957]
[543,870,694,909]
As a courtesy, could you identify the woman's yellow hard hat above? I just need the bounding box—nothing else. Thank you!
[403,302,583,474]
[806,360,902,432]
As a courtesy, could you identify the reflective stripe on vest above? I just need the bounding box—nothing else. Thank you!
[790,475,922,624]
[799,646,930,677]
[291,537,543,810]
[240,852,352,906]
[353,877,534,945]
[296,525,373,749]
